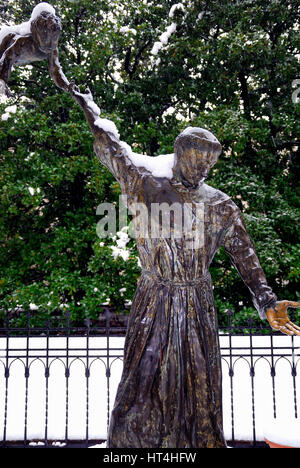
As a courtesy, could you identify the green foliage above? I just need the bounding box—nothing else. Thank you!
[0,0,299,328]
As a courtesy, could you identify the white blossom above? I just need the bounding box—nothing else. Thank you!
[110,245,130,261]
[120,26,137,35]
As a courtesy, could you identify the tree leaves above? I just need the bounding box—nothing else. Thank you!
[0,0,299,327]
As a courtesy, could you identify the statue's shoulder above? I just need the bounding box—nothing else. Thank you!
[0,31,17,53]
[201,183,231,206]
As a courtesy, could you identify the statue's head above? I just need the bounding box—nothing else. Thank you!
[173,127,222,189]
[31,10,61,54]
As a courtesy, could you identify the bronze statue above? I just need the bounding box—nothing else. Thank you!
[4,4,300,447]
[0,2,69,96]
[64,84,300,448]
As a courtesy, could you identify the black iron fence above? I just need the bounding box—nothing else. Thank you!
[0,309,299,448]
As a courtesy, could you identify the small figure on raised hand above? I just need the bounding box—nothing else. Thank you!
[0,2,69,96]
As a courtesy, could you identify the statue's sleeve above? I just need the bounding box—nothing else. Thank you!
[221,203,277,319]
[93,131,146,196]
[67,87,150,195]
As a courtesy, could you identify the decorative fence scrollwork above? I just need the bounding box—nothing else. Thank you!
[0,309,299,448]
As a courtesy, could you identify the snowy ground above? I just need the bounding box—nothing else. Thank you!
[0,335,299,445]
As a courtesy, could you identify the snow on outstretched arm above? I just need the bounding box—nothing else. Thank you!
[68,82,174,185]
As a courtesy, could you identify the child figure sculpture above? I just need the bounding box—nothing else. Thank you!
[0,2,69,96]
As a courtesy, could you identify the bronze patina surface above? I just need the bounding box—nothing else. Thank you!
[63,85,300,448]
[0,5,69,96]
[3,9,299,445]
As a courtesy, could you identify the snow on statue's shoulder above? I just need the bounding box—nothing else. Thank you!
[121,141,174,179]
[94,118,120,139]
[92,108,174,178]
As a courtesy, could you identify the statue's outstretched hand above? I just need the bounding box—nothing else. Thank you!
[68,80,101,136]
[68,79,93,101]
[266,300,300,336]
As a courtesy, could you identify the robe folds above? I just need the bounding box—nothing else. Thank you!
[93,133,277,448]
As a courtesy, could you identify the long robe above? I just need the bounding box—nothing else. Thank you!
[93,132,277,448]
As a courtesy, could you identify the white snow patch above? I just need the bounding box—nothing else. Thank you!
[94,118,120,139]
[151,23,177,56]
[169,3,185,18]
[52,441,66,447]
[263,417,300,447]
[89,442,107,448]
[121,141,175,179]
[30,3,55,21]
[0,335,299,443]
[151,41,163,56]
[180,126,220,143]
[87,100,100,116]
[159,23,177,45]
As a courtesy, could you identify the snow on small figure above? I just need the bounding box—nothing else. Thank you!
[0,2,69,96]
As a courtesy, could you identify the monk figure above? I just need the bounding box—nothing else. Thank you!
[0,2,69,96]
[5,9,298,444]
[63,83,300,448]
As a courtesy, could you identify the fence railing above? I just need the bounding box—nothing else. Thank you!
[0,309,299,448]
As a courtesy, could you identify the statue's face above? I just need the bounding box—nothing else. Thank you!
[31,12,61,54]
[174,146,219,189]
[173,128,221,189]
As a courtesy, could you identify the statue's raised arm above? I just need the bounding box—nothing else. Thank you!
[68,81,154,195]
[0,2,69,96]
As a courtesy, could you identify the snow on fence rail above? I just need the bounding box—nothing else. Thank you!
[0,310,299,448]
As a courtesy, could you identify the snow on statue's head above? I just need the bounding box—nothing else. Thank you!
[30,3,61,54]
[173,127,222,189]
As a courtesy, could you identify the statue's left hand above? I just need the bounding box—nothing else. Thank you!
[266,300,300,335]
[68,79,93,100]
[68,79,80,95]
